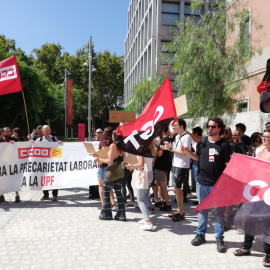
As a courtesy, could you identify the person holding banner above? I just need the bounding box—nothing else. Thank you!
[233,128,270,268]
[0,129,4,142]
[35,125,62,202]
[11,127,25,141]
[96,127,116,209]
[0,127,21,203]
[94,130,126,221]
[88,128,103,200]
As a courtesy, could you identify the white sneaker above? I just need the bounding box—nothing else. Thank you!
[140,222,154,231]
[111,204,117,211]
[187,193,193,199]
[138,219,146,224]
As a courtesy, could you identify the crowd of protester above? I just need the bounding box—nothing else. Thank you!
[1,118,270,267]
[0,124,62,203]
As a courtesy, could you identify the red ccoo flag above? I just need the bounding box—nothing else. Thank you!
[0,55,23,96]
[116,77,177,157]
[195,153,270,211]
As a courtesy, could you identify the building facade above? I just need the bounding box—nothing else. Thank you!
[224,0,270,133]
[125,0,270,134]
[124,0,211,106]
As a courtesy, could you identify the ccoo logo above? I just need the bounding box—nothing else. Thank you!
[18,147,62,159]
[0,65,17,82]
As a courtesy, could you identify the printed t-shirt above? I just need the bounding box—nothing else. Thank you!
[196,137,231,186]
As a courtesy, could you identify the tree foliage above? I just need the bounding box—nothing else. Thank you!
[91,51,124,120]
[0,35,124,135]
[166,0,262,118]
[128,73,166,115]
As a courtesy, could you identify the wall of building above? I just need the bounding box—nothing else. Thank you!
[227,0,270,112]
[186,111,270,137]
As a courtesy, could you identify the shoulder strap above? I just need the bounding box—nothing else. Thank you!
[197,136,208,155]
[52,136,56,142]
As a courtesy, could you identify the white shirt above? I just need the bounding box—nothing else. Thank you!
[172,132,192,168]
[144,157,153,172]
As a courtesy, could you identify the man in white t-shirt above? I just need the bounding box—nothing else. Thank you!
[36,125,62,201]
[161,118,191,221]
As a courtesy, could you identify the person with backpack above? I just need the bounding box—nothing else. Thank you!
[35,125,62,201]
[160,118,192,222]
[182,117,231,253]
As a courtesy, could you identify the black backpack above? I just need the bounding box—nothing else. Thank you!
[39,136,56,142]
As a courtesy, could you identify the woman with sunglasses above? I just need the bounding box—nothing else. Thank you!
[94,130,126,221]
[96,127,116,210]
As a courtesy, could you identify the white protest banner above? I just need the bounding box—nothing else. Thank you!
[0,141,100,194]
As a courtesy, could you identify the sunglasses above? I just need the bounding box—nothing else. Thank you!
[96,132,103,134]
[207,125,218,129]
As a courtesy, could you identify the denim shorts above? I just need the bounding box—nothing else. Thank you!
[97,167,106,180]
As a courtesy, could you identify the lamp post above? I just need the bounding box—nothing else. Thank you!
[88,36,92,141]
[64,68,67,140]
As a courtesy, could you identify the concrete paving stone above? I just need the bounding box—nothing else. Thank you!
[0,188,267,270]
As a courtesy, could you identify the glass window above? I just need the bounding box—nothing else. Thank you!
[162,3,179,14]
[236,99,249,113]
[161,13,179,26]
[161,3,179,26]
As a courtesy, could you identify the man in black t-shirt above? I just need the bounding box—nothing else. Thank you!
[235,123,251,154]
[182,117,231,253]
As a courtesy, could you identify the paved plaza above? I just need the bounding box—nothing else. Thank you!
[0,187,266,270]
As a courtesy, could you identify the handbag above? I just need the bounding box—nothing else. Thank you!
[132,164,148,189]
[106,163,124,182]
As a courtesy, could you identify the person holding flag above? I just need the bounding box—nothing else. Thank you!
[233,128,270,268]
[181,117,231,253]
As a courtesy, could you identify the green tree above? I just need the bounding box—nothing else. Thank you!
[91,50,124,125]
[31,43,64,84]
[0,49,55,132]
[166,0,262,118]
[128,73,166,115]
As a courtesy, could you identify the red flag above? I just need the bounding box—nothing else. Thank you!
[66,79,73,125]
[0,56,23,95]
[195,153,270,211]
[116,78,177,157]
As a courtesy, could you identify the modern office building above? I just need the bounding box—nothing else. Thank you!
[124,0,211,106]
[125,0,270,133]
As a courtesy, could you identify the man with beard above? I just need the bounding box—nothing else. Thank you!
[182,117,231,253]
[232,130,246,154]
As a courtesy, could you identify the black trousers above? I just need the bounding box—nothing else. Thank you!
[43,190,58,197]
[100,178,125,218]
[122,168,134,202]
[243,234,270,253]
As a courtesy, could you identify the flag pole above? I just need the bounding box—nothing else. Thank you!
[21,90,30,135]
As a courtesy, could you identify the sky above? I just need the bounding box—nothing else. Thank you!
[0,0,130,57]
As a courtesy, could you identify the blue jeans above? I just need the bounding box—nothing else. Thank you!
[192,165,198,183]
[192,165,199,198]
[197,183,224,239]
[137,189,152,220]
